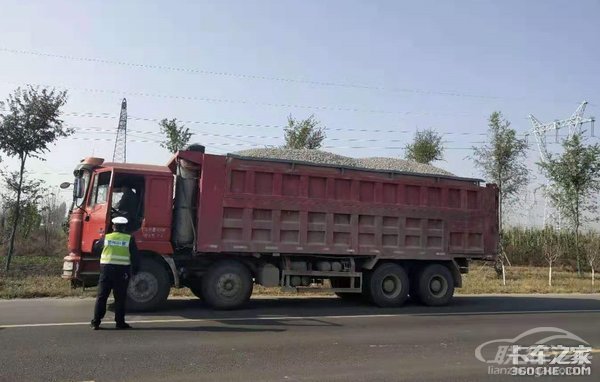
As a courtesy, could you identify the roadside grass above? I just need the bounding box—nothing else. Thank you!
[460,263,600,294]
[1,256,598,299]
[0,256,95,299]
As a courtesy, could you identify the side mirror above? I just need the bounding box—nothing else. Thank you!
[59,182,71,189]
[73,178,85,199]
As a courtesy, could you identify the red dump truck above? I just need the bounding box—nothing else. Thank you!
[62,146,499,311]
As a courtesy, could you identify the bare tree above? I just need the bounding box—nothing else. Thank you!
[583,232,600,288]
[40,190,65,246]
[541,228,561,287]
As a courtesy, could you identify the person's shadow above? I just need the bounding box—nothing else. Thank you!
[107,298,344,331]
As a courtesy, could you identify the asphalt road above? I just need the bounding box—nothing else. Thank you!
[0,294,599,382]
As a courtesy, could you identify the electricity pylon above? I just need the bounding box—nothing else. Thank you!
[112,98,128,163]
[528,101,595,226]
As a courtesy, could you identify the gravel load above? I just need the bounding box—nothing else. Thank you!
[234,148,453,176]
[357,157,453,176]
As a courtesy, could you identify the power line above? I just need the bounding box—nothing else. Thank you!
[70,131,544,149]
[0,47,522,101]
[63,110,501,136]
[1,104,536,138]
[4,81,482,117]
[62,135,512,151]
[0,47,588,107]
[73,126,489,144]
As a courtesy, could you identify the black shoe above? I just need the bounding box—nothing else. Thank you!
[91,320,100,330]
[116,323,132,330]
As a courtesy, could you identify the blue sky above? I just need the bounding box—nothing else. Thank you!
[1,0,599,223]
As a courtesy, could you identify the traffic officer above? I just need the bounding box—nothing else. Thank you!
[91,216,140,330]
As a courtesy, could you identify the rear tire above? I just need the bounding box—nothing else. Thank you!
[201,260,253,310]
[127,258,170,311]
[366,263,409,307]
[414,264,455,306]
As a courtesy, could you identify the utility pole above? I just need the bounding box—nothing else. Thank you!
[112,98,128,163]
[528,101,595,227]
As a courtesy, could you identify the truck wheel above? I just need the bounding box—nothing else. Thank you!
[127,259,171,311]
[201,260,253,310]
[414,264,454,306]
[366,263,409,307]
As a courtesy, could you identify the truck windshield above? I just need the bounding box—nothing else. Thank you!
[75,170,91,207]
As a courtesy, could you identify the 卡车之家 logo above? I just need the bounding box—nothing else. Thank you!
[475,327,593,377]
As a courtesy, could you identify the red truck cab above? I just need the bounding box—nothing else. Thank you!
[63,157,177,309]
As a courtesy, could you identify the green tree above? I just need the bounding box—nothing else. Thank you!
[283,114,326,149]
[472,112,529,229]
[471,111,529,280]
[0,86,69,271]
[537,132,600,276]
[404,128,444,164]
[159,118,193,153]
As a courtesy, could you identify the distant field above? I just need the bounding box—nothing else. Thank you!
[0,256,598,299]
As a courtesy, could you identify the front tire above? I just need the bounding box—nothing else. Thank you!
[413,264,455,306]
[366,263,409,307]
[127,258,171,311]
[201,260,253,310]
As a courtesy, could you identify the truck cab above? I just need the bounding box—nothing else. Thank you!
[62,157,176,310]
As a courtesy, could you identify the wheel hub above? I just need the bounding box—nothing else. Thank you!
[128,271,158,303]
[383,279,396,293]
[381,275,402,298]
[428,275,448,297]
[217,273,242,298]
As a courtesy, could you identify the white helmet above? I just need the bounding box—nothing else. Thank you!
[111,216,128,225]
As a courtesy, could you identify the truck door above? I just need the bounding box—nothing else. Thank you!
[81,170,113,253]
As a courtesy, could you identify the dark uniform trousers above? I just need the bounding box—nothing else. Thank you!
[93,264,131,325]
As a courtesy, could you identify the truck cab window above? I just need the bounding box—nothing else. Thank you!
[90,172,111,206]
[111,174,145,232]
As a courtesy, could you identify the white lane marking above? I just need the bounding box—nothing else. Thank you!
[1,309,600,329]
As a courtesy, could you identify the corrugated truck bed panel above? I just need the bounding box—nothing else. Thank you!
[195,154,498,260]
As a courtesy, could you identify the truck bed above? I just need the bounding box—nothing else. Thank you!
[194,153,499,261]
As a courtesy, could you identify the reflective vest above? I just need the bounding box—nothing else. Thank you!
[100,232,132,266]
